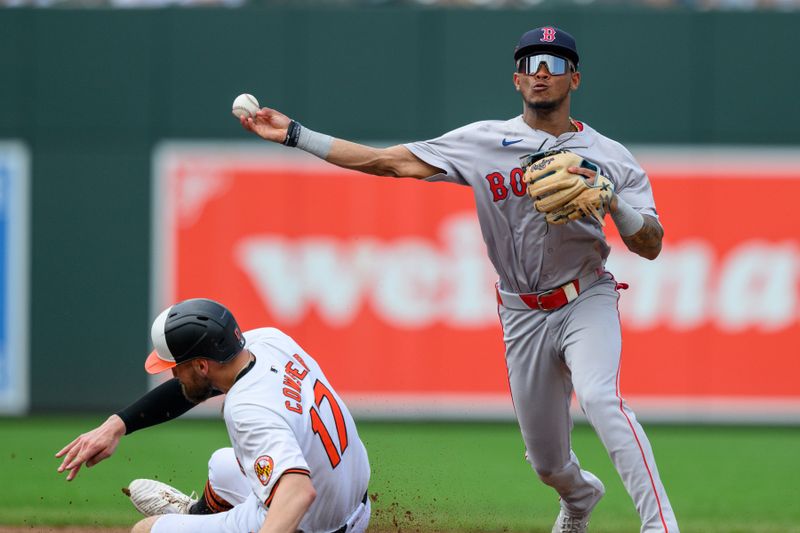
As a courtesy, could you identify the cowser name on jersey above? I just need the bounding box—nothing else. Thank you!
[283,353,311,414]
[484,167,529,202]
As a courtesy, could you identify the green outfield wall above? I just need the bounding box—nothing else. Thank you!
[2,7,798,411]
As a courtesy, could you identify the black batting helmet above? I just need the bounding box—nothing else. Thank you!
[145,298,246,374]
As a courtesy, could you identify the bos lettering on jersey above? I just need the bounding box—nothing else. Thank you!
[283,353,311,414]
[484,164,608,203]
[484,167,528,202]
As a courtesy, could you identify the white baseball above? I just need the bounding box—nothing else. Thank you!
[232,93,260,119]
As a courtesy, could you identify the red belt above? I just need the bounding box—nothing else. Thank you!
[496,269,606,311]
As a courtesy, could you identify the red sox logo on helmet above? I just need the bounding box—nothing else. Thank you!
[540,27,556,42]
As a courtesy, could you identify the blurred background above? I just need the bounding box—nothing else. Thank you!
[0,1,799,531]
[2,0,798,417]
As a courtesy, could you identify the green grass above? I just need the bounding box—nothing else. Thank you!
[1,417,799,532]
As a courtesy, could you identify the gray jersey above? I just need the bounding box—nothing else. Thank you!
[404,115,657,294]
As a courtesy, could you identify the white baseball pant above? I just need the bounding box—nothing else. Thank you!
[151,447,370,533]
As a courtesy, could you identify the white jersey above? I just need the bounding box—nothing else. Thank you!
[222,327,370,533]
[405,115,658,294]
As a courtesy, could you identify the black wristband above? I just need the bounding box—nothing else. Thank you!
[115,378,199,435]
[283,120,302,147]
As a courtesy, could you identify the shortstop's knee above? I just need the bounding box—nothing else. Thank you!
[575,388,618,420]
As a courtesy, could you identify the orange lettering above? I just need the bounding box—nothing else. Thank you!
[292,353,310,372]
[286,361,308,381]
[283,375,301,392]
[283,387,301,402]
[282,358,309,414]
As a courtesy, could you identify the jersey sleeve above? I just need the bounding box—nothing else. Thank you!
[605,147,659,219]
[229,402,310,507]
[403,125,476,186]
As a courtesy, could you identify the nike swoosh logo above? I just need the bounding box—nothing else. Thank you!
[502,138,523,146]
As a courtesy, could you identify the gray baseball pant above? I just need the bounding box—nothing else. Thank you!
[498,275,679,533]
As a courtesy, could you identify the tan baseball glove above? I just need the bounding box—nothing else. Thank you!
[521,150,614,226]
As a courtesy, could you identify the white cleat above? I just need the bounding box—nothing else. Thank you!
[551,475,605,533]
[551,508,593,533]
[124,479,198,516]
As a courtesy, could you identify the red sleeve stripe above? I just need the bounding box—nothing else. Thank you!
[263,469,312,507]
[204,480,234,512]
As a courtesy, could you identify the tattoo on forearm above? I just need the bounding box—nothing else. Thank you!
[621,215,663,259]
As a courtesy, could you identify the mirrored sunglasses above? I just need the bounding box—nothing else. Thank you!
[517,54,572,76]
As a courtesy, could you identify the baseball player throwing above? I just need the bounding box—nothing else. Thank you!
[55,298,371,533]
[238,26,679,533]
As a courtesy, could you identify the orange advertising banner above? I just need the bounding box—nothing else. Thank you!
[153,145,800,421]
